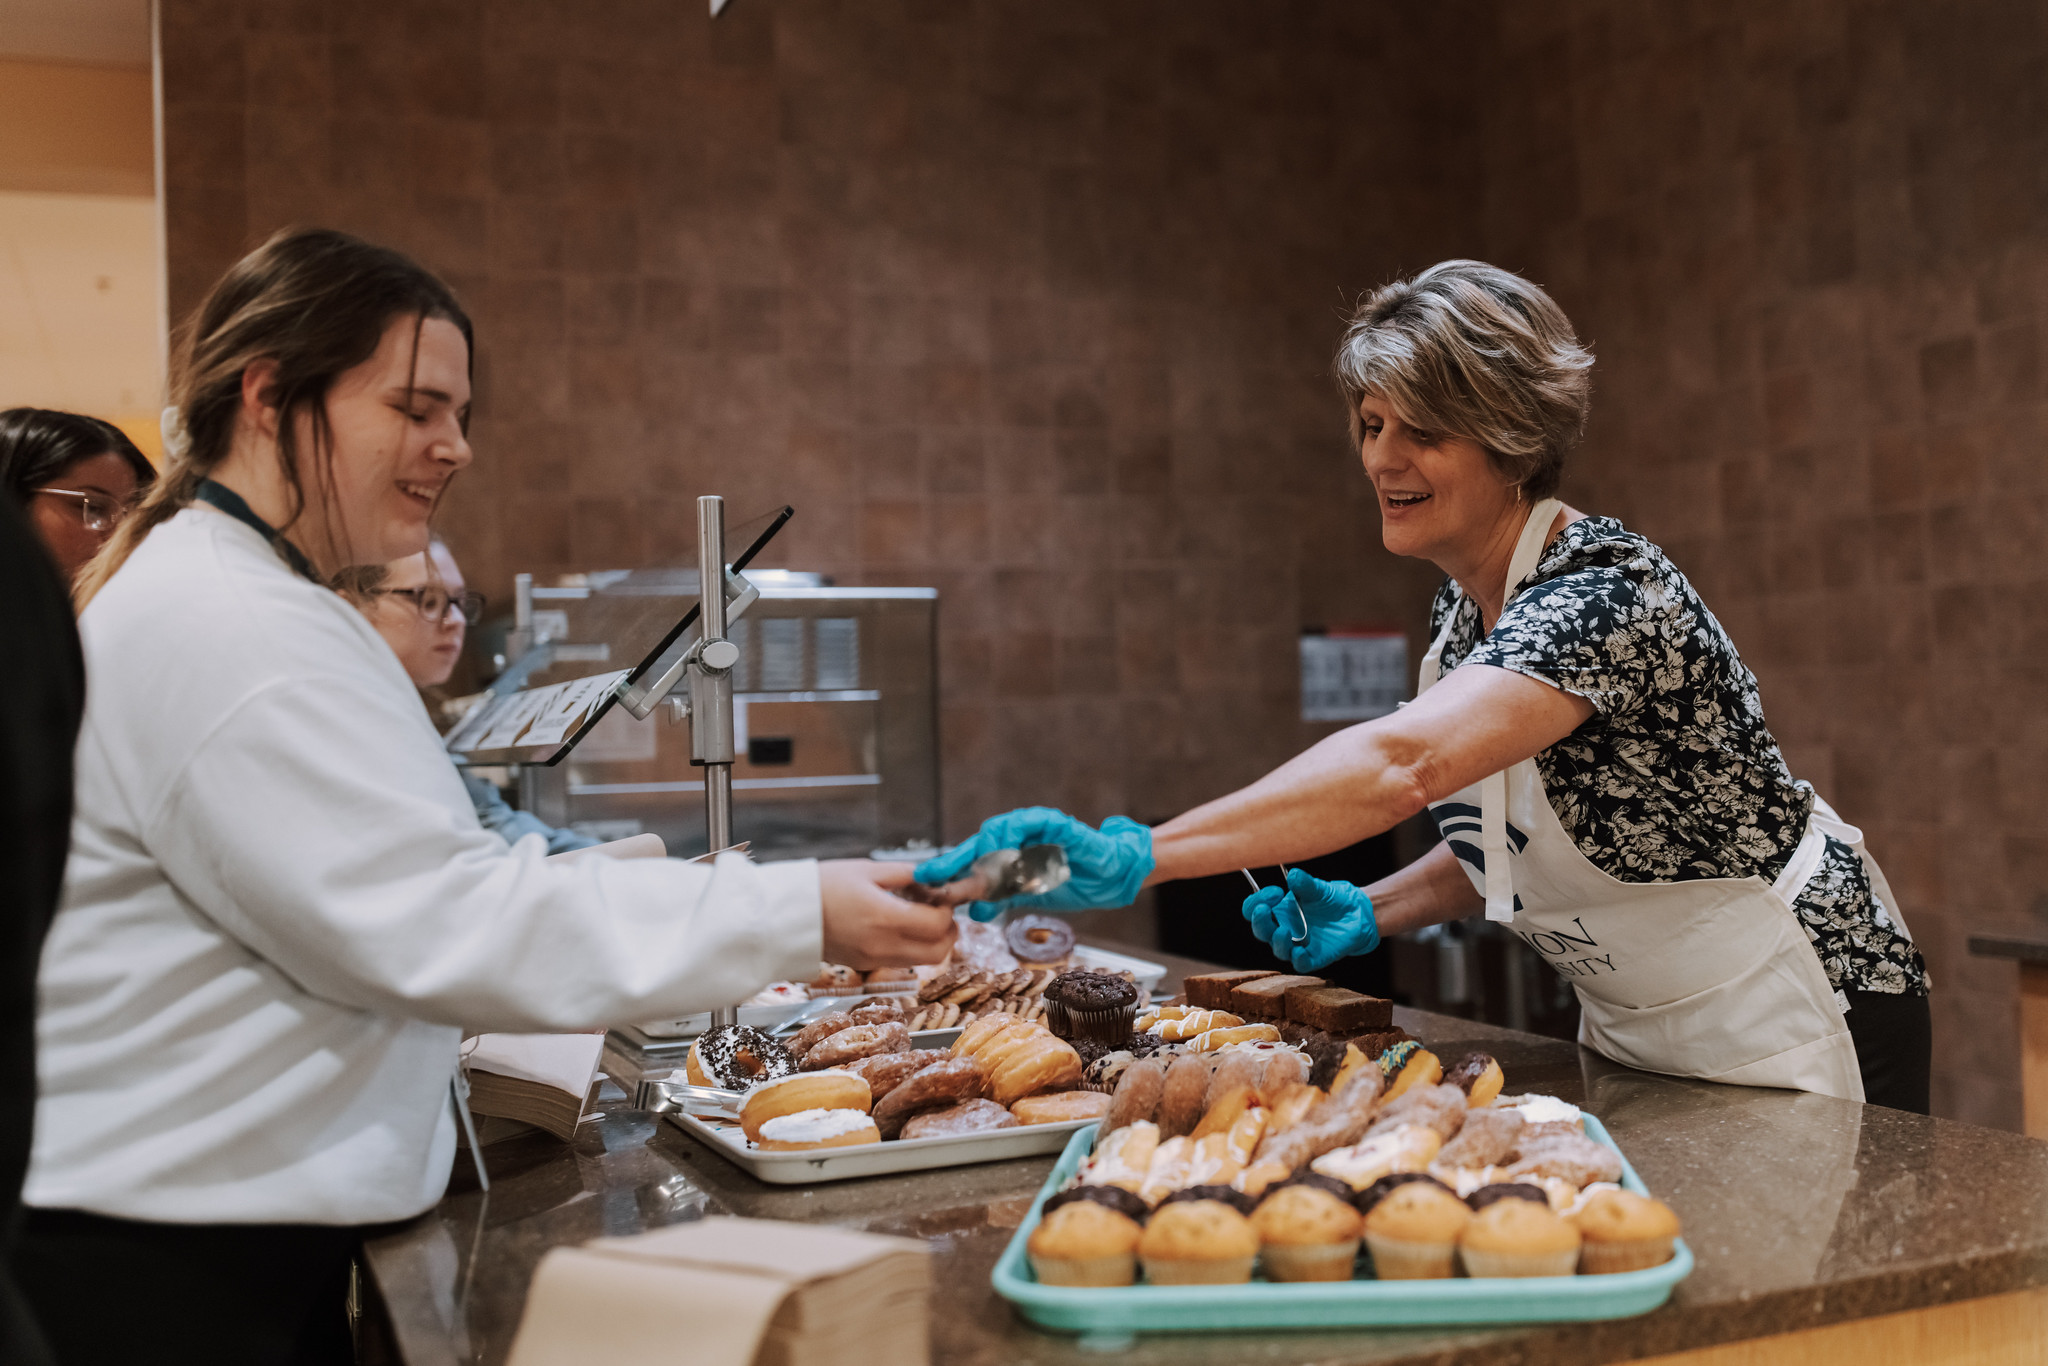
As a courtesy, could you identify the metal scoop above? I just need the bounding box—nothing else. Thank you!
[899,844,1072,907]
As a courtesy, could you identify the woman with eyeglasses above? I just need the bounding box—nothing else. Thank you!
[17,227,955,1365]
[0,409,155,581]
[339,537,600,855]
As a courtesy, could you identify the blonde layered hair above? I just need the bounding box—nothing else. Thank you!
[1333,261,1593,500]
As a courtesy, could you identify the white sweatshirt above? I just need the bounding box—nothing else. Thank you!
[27,506,822,1225]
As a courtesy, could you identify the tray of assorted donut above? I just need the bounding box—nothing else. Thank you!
[986,968,1691,1332]
[650,917,1171,1184]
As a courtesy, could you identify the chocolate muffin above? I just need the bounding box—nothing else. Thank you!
[1465,1182,1550,1212]
[1043,969,1140,1043]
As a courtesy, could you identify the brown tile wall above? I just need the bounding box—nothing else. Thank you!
[158,0,1473,842]
[160,0,2048,1129]
[1482,1,2048,1129]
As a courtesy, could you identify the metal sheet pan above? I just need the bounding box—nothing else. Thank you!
[665,1107,1093,1185]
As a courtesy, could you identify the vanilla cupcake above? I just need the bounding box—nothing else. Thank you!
[1138,1199,1260,1285]
[1251,1184,1363,1282]
[1028,1198,1144,1287]
[1572,1189,1681,1274]
[1459,1193,1582,1277]
[1362,1181,1471,1280]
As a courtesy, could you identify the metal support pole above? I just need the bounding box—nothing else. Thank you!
[694,495,740,1029]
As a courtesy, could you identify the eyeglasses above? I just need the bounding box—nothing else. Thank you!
[378,586,486,625]
[34,487,132,533]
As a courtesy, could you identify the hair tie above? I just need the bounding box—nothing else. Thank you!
[160,405,190,461]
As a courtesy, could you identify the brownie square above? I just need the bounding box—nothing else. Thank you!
[1227,974,1327,1018]
[1183,970,1277,1010]
[1284,986,1394,1034]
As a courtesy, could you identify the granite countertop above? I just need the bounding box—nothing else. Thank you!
[363,945,2048,1366]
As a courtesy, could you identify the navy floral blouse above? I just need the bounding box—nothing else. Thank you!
[1429,515,1929,999]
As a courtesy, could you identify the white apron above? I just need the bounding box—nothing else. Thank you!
[1418,499,1913,1102]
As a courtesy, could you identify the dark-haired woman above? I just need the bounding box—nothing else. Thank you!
[16,227,955,1364]
[926,260,1930,1116]
[0,409,154,581]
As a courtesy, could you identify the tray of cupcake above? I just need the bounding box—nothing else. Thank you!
[989,1021,1691,1331]
[648,967,1161,1183]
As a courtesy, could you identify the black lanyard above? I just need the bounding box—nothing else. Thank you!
[194,480,323,585]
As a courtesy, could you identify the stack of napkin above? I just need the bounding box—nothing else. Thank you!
[507,1217,930,1366]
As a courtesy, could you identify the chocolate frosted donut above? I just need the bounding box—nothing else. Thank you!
[691,1025,797,1090]
[1005,914,1077,964]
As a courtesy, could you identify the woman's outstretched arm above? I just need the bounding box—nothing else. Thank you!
[1144,662,1593,884]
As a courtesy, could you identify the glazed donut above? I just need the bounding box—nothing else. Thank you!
[848,999,907,1027]
[951,1013,1020,1058]
[757,1108,879,1150]
[1005,914,1077,964]
[1258,1049,1309,1096]
[1264,1081,1325,1134]
[802,1021,910,1071]
[974,1021,1053,1071]
[872,1057,989,1138]
[1147,1009,1243,1042]
[1155,1053,1214,1139]
[1010,1090,1113,1125]
[899,1098,1018,1140]
[990,1034,1083,1105]
[740,1070,870,1142]
[785,1011,857,1059]
[1191,1083,1258,1141]
[686,1025,797,1090]
[1106,1058,1166,1133]
[842,1048,949,1103]
[1186,1023,1282,1052]
[1365,1082,1467,1143]
[1202,1052,1266,1112]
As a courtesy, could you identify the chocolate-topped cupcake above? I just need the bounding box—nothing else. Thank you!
[1465,1182,1550,1212]
[1042,1183,1151,1225]
[1159,1184,1258,1217]
[1044,969,1140,1043]
[1355,1171,1458,1216]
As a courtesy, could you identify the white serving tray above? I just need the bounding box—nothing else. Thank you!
[666,1108,1094,1184]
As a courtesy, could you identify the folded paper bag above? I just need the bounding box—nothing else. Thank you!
[505,1217,930,1366]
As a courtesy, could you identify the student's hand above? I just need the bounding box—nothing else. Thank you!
[913,808,1155,921]
[1242,868,1380,973]
[819,861,959,967]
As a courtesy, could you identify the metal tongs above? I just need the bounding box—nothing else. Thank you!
[899,844,1072,907]
[636,1076,743,1119]
[1241,866,1310,945]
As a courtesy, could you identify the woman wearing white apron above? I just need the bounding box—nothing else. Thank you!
[922,260,1931,1112]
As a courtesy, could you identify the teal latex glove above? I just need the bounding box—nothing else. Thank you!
[914,807,1155,922]
[1241,868,1380,973]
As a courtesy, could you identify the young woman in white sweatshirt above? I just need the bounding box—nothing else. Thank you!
[15,227,955,1365]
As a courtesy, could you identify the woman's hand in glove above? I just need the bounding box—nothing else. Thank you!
[913,807,1155,922]
[1241,868,1380,973]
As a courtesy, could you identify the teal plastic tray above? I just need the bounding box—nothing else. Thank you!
[992,1113,1692,1333]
